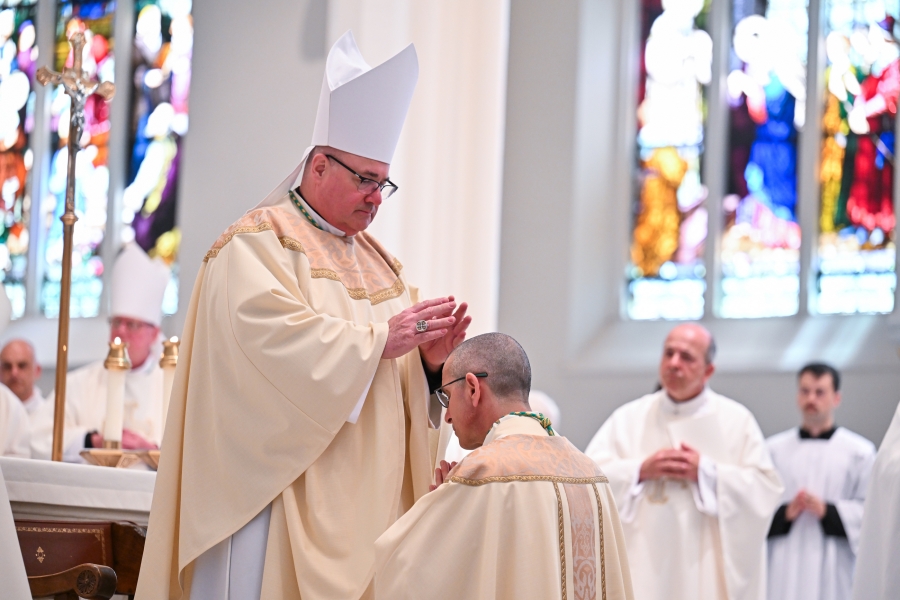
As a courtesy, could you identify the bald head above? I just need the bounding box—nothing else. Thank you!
[659,324,716,402]
[0,339,41,402]
[443,333,533,449]
[447,332,532,402]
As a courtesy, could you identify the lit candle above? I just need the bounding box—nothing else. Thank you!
[159,336,180,431]
[103,337,131,448]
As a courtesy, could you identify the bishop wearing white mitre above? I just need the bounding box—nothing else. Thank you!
[375,333,634,600]
[766,363,875,600]
[851,398,900,600]
[30,243,170,460]
[136,31,470,600]
[586,324,783,600]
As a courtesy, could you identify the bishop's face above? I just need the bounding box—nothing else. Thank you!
[314,150,390,236]
[110,316,160,370]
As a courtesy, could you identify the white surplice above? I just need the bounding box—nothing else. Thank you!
[30,355,165,460]
[585,388,783,600]
[766,427,875,600]
[851,401,900,600]
[0,384,29,458]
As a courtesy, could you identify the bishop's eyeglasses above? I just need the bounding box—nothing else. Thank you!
[326,154,399,199]
[435,372,489,408]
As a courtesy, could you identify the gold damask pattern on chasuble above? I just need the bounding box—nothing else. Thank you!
[449,435,610,600]
[203,203,405,305]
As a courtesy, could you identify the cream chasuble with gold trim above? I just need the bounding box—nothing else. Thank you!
[374,415,634,600]
[136,192,439,599]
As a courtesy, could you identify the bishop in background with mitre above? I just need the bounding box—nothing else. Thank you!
[137,31,470,600]
[586,324,783,600]
[30,242,171,460]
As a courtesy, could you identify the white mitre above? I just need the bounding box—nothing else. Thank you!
[255,30,419,209]
[109,243,170,326]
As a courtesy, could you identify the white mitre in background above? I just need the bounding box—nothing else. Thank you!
[110,243,170,326]
[255,30,419,210]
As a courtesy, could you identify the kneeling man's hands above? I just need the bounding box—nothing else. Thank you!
[429,460,458,492]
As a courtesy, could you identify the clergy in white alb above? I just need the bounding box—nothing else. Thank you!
[0,339,46,417]
[766,363,875,600]
[850,398,900,600]
[375,333,634,600]
[585,324,783,600]
[30,243,170,460]
[136,31,472,600]
[0,382,29,458]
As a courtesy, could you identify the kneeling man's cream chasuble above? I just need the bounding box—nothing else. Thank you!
[375,415,635,600]
[136,193,437,599]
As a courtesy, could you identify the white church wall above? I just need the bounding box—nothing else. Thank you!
[498,0,900,451]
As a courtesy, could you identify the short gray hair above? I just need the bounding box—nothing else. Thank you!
[447,333,531,401]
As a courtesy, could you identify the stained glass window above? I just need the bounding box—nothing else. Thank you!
[40,1,115,318]
[817,0,899,314]
[721,0,808,318]
[0,1,37,319]
[628,0,712,320]
[124,0,192,316]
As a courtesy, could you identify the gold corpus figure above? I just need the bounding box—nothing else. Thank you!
[35,32,115,461]
[631,147,687,277]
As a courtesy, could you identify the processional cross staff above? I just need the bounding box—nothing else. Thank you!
[36,32,115,462]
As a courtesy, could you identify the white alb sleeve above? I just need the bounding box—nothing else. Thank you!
[616,465,646,524]
[346,375,375,424]
[692,455,719,516]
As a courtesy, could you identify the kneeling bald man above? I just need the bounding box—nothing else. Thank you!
[374,333,634,600]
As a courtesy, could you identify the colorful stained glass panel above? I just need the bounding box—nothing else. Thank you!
[0,0,37,319]
[720,0,808,318]
[627,0,712,320]
[124,0,192,316]
[40,0,115,318]
[817,0,899,314]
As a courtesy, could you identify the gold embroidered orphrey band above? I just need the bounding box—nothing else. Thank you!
[592,483,608,600]
[554,482,567,600]
[449,474,609,487]
[203,222,406,305]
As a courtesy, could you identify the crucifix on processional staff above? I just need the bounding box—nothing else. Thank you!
[35,31,116,462]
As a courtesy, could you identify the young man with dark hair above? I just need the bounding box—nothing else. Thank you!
[766,362,876,600]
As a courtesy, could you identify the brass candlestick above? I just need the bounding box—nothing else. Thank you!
[159,336,180,369]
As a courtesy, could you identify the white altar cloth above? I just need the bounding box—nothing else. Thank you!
[0,457,156,526]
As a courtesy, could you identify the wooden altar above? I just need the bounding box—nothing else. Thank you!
[1,457,155,599]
